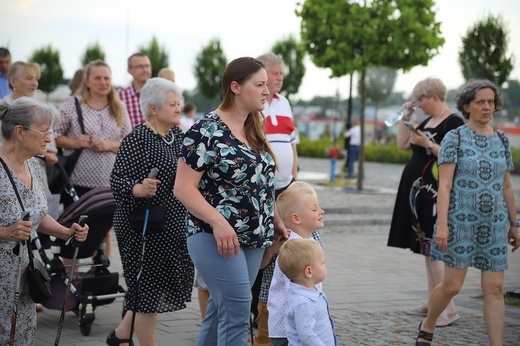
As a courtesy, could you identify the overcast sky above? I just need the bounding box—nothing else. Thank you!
[2,0,519,101]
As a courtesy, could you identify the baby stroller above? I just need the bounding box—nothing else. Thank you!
[34,186,126,336]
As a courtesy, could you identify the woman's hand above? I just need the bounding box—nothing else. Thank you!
[435,224,449,252]
[44,151,58,165]
[68,222,89,243]
[508,227,520,252]
[133,178,161,198]
[76,134,92,149]
[409,130,432,149]
[212,219,240,258]
[5,219,32,241]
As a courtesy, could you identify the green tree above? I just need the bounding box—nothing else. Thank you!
[297,0,444,189]
[459,15,514,87]
[271,35,306,99]
[138,36,169,77]
[194,38,227,102]
[81,41,106,66]
[359,66,397,123]
[30,45,63,94]
[502,79,520,117]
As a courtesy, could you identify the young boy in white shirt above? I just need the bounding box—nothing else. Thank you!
[278,238,336,346]
[267,182,327,345]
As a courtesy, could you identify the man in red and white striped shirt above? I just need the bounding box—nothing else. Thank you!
[118,53,151,128]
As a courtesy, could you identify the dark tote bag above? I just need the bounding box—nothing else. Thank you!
[27,245,52,303]
[128,205,165,234]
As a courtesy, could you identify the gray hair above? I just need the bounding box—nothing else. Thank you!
[139,77,183,120]
[455,79,503,119]
[256,52,285,70]
[0,97,59,140]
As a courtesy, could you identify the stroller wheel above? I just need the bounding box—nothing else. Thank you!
[79,319,92,336]
[79,306,95,336]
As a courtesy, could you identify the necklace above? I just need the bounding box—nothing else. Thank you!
[146,121,174,145]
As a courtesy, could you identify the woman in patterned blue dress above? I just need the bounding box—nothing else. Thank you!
[174,57,287,345]
[416,79,520,346]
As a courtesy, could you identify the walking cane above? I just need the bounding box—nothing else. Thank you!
[54,215,88,346]
[129,168,159,341]
[9,211,30,346]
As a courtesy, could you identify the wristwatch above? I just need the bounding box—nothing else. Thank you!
[510,220,520,227]
[426,142,434,155]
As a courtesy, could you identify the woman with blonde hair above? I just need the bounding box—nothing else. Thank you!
[55,60,131,256]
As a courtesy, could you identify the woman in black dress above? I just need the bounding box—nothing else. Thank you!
[107,78,194,345]
[387,77,464,327]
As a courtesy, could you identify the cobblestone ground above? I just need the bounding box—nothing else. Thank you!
[334,311,519,345]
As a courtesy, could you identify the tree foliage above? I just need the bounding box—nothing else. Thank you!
[30,45,63,93]
[271,35,306,99]
[138,36,169,77]
[359,66,397,120]
[459,15,514,87]
[194,38,227,101]
[81,41,106,66]
[296,0,444,189]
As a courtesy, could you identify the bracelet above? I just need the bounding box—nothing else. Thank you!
[510,220,520,227]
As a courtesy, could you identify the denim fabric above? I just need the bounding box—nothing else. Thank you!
[188,232,264,346]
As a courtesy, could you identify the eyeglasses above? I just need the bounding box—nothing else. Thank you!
[131,64,151,70]
[22,126,53,138]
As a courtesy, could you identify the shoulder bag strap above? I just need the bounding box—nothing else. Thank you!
[0,157,24,210]
[0,157,34,264]
[74,97,86,135]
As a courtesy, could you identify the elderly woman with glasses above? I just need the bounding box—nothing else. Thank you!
[0,97,89,346]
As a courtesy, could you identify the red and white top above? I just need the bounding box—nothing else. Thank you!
[263,93,297,190]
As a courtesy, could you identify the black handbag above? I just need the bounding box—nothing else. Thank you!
[27,244,52,303]
[47,97,86,194]
[0,157,52,303]
[128,205,166,234]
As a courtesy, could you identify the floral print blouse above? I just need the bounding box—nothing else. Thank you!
[180,111,276,248]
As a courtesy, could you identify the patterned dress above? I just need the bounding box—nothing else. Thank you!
[110,124,194,313]
[430,126,513,271]
[180,111,276,248]
[387,115,464,254]
[0,158,47,345]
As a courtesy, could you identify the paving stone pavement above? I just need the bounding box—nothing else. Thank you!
[34,158,520,345]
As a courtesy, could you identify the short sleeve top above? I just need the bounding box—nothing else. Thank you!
[180,111,276,248]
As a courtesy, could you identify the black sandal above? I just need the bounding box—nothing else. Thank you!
[106,330,135,346]
[415,321,434,346]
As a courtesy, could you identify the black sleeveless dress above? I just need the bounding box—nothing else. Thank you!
[387,114,464,254]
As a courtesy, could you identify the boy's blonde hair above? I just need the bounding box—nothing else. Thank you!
[278,238,322,281]
[276,181,316,226]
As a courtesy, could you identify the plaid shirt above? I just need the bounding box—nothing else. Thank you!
[259,230,322,302]
[118,84,143,128]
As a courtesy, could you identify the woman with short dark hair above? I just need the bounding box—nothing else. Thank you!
[415,79,520,345]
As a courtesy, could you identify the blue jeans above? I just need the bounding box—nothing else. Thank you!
[347,145,359,178]
[188,232,265,346]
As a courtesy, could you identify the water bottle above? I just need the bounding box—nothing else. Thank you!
[384,103,416,127]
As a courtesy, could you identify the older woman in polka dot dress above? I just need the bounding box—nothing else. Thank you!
[108,78,194,346]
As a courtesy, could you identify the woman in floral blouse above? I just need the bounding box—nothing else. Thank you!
[174,57,287,345]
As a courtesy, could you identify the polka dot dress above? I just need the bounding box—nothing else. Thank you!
[110,124,194,313]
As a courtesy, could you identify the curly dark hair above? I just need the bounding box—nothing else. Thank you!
[455,79,503,119]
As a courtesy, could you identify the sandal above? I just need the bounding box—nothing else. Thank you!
[106,330,134,346]
[415,321,433,346]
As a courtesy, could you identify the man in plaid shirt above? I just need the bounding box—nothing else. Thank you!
[118,53,152,128]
